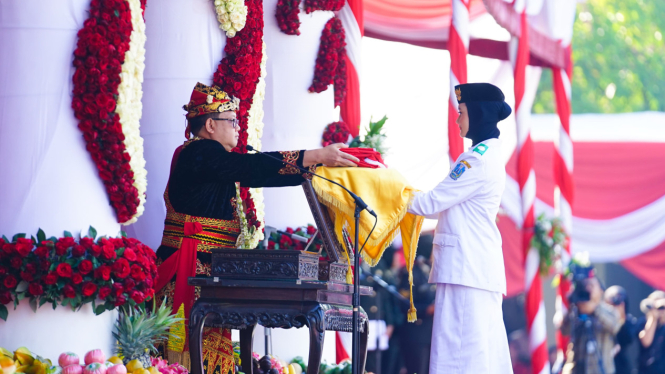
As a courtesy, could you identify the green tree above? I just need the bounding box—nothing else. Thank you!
[532,0,665,114]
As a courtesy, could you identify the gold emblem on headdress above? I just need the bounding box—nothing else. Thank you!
[455,88,462,102]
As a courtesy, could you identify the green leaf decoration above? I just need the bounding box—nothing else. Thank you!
[88,226,98,240]
[16,281,29,293]
[12,233,26,242]
[0,305,8,321]
[37,229,46,243]
[120,231,128,238]
[95,304,107,315]
[29,298,38,313]
[64,231,73,238]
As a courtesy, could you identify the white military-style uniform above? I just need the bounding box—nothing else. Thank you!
[408,138,512,374]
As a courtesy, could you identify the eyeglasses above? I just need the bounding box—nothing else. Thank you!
[213,118,239,129]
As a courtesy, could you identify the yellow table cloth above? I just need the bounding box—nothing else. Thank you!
[313,167,425,322]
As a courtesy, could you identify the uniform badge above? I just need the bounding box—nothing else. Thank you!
[473,144,488,155]
[450,160,471,180]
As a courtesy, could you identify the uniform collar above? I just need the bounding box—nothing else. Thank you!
[467,138,499,151]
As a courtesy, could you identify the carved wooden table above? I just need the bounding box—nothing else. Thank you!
[188,277,371,374]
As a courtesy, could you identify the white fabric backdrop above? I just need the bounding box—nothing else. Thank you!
[0,0,121,360]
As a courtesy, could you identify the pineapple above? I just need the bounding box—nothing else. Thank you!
[112,302,182,368]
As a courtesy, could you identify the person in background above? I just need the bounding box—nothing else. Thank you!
[397,234,436,374]
[508,329,532,374]
[560,263,621,374]
[637,290,665,374]
[604,286,639,374]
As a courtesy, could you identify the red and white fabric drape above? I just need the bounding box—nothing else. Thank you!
[511,9,550,374]
[552,45,573,360]
[338,0,363,136]
[447,0,469,163]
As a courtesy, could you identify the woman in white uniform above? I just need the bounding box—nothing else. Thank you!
[408,83,513,374]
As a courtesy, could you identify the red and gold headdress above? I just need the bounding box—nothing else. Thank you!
[183,82,240,119]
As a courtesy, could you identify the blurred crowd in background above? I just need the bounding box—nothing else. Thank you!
[360,234,665,374]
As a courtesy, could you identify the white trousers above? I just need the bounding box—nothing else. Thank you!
[429,283,513,374]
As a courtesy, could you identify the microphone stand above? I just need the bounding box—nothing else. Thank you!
[246,146,373,374]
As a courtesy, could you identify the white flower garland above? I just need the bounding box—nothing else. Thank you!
[116,0,148,225]
[213,0,248,38]
[245,41,268,248]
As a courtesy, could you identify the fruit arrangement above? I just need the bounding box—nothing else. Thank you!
[0,346,56,374]
[112,302,182,368]
[316,360,351,374]
[241,354,302,374]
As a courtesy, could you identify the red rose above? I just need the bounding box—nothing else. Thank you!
[56,263,73,278]
[89,244,102,257]
[94,265,111,281]
[34,245,50,258]
[9,256,22,269]
[112,258,130,278]
[307,225,317,235]
[3,275,18,289]
[98,286,112,299]
[20,271,34,282]
[101,244,116,260]
[55,237,76,255]
[28,282,44,296]
[130,290,145,304]
[79,260,93,275]
[25,263,37,274]
[81,282,97,297]
[0,291,11,305]
[2,243,15,255]
[114,295,127,307]
[286,227,295,234]
[72,245,86,257]
[63,284,76,299]
[123,278,136,291]
[72,273,83,285]
[0,266,6,277]
[80,237,94,249]
[43,272,58,285]
[130,265,146,281]
[39,259,51,272]
[112,282,124,297]
[15,238,33,257]
[122,247,136,262]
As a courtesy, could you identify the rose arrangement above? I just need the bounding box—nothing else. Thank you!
[213,0,248,38]
[259,225,322,252]
[349,115,389,155]
[275,0,301,35]
[308,16,347,107]
[303,0,344,13]
[0,228,157,321]
[213,0,264,243]
[531,214,569,276]
[321,121,352,147]
[71,0,149,225]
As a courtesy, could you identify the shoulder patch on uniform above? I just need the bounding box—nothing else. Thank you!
[450,160,471,180]
[473,143,489,155]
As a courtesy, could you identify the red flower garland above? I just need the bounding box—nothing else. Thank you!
[321,121,352,147]
[0,229,157,321]
[303,0,344,14]
[308,16,347,107]
[212,0,264,230]
[275,0,301,35]
[71,0,147,224]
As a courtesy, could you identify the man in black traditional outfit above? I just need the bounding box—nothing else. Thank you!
[155,82,359,374]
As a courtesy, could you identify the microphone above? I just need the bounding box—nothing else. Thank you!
[246,145,377,218]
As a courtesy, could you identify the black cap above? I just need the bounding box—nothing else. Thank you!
[455,83,505,104]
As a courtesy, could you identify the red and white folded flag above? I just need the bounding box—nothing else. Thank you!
[341,147,386,168]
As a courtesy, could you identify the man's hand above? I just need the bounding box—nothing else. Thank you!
[303,143,359,167]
